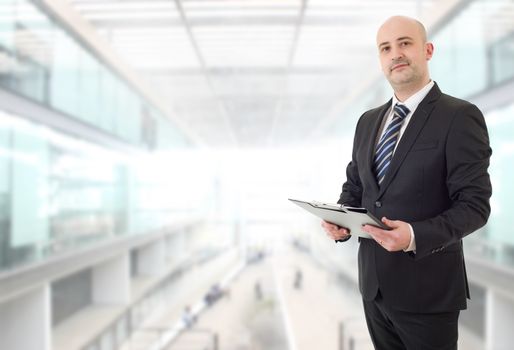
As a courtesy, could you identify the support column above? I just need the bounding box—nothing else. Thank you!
[0,285,51,350]
[137,239,166,276]
[92,253,130,304]
[486,289,514,350]
[166,230,187,264]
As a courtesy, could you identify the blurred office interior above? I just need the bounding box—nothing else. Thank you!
[1,0,514,349]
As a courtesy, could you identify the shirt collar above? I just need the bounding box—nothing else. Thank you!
[392,80,435,113]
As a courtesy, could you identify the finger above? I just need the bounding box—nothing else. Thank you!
[364,227,388,243]
[367,230,391,248]
[322,223,335,235]
[381,217,399,228]
[366,231,387,248]
[334,227,350,238]
[336,233,350,240]
[322,221,337,230]
[362,224,388,236]
[338,227,350,235]
[329,232,344,240]
[366,230,380,242]
[331,225,345,233]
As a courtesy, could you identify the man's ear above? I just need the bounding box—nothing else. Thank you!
[425,42,434,61]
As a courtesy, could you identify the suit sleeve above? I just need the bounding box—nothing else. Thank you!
[338,115,364,207]
[411,103,492,259]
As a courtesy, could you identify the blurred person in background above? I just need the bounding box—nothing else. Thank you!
[293,268,303,290]
[254,280,263,301]
[182,305,196,329]
[322,15,491,350]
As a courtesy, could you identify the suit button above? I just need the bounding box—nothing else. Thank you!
[375,201,382,208]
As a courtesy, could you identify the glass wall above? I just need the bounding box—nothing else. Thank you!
[0,119,9,268]
[431,0,514,97]
[0,0,188,149]
[483,102,514,247]
[0,109,211,272]
[0,0,199,272]
[490,30,514,86]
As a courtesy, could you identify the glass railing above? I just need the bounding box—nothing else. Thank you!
[0,0,188,149]
[490,31,514,86]
[430,0,514,98]
[0,109,208,273]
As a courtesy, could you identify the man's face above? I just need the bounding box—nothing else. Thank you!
[376,18,433,89]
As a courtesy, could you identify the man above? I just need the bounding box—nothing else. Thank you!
[322,16,491,349]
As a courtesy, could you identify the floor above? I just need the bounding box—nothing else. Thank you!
[122,245,483,350]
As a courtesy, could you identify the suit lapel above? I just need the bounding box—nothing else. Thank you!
[365,101,391,194]
[378,83,442,197]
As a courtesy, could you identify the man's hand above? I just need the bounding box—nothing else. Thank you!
[321,220,350,241]
[362,217,411,252]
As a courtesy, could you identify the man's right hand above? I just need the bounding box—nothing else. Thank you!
[321,220,351,241]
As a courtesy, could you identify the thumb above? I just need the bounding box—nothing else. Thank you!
[381,217,399,228]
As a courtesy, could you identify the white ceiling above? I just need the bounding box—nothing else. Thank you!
[68,0,443,148]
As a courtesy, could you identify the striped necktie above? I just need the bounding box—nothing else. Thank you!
[373,103,410,185]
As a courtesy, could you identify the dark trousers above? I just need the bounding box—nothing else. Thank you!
[363,292,460,350]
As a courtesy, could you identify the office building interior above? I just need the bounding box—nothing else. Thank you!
[1,0,514,349]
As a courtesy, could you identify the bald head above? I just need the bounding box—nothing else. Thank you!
[377,16,427,45]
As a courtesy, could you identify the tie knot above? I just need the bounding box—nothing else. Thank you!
[394,103,410,120]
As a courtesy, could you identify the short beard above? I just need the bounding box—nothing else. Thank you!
[387,67,421,90]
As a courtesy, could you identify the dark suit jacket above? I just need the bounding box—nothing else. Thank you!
[338,83,492,313]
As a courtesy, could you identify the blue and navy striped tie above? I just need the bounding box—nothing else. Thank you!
[373,103,410,185]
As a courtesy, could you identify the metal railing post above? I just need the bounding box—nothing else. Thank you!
[213,333,219,350]
[339,321,345,350]
[349,336,355,350]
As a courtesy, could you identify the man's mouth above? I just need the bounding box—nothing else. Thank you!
[391,63,409,71]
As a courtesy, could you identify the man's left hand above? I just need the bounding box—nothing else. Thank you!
[362,217,411,252]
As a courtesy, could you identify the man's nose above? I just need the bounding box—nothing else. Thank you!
[391,47,404,60]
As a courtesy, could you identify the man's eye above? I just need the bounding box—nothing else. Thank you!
[400,42,410,46]
[381,47,390,52]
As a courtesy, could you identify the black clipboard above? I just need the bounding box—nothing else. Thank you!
[288,198,389,239]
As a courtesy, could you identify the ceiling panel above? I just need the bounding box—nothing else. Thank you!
[69,0,447,148]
